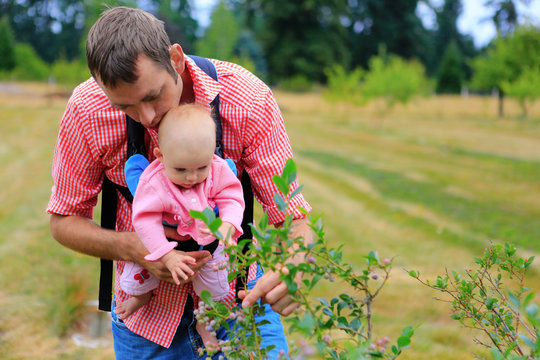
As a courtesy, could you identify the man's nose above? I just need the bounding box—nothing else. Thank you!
[137,103,156,127]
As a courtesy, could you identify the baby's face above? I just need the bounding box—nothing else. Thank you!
[161,147,213,188]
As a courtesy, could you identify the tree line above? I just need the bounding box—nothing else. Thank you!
[0,0,539,115]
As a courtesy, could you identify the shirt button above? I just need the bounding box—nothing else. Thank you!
[191,198,197,203]
[185,189,190,193]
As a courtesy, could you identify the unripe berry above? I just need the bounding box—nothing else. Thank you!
[371,273,379,280]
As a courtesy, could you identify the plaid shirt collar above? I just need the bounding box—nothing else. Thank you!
[185,56,222,106]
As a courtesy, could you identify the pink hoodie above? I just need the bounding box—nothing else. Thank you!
[132,155,245,261]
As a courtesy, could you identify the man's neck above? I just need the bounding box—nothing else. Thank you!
[179,68,195,104]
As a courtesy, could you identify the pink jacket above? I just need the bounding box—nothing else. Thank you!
[132,155,245,261]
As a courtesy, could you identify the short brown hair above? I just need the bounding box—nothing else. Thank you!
[86,7,177,88]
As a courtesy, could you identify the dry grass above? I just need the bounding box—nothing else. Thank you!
[1,83,539,359]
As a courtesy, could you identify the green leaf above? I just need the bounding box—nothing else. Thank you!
[409,270,418,278]
[397,336,411,348]
[272,174,289,195]
[518,334,536,349]
[289,185,304,201]
[283,158,297,186]
[526,303,538,319]
[199,290,214,306]
[490,348,505,360]
[273,193,288,212]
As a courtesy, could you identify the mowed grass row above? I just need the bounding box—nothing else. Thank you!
[0,84,114,359]
[276,91,540,359]
[0,84,539,359]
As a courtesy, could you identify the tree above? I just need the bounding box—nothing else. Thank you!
[436,41,465,94]
[157,0,198,54]
[432,0,476,78]
[485,0,524,37]
[0,16,16,72]
[348,0,433,71]
[471,26,540,117]
[196,0,240,61]
[1,0,86,63]
[257,0,350,83]
[501,68,540,118]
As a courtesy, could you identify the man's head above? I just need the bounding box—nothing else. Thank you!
[154,104,216,188]
[86,7,175,88]
[87,7,190,129]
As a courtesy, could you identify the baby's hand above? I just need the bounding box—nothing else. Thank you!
[200,221,235,245]
[160,251,196,285]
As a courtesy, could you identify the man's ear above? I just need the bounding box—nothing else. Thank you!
[154,147,163,162]
[169,44,186,75]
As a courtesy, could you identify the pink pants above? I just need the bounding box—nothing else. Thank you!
[120,244,229,301]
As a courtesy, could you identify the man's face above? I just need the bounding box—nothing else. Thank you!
[97,55,182,130]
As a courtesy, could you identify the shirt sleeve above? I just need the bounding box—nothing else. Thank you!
[46,94,105,219]
[132,179,177,261]
[242,89,311,224]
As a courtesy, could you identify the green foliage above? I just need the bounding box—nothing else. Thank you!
[436,41,465,94]
[501,68,540,118]
[190,159,414,359]
[323,52,430,109]
[323,65,365,106]
[0,16,16,71]
[51,58,90,87]
[411,242,539,359]
[361,53,430,107]
[471,25,540,92]
[256,0,350,84]
[196,0,240,61]
[10,44,50,81]
[279,74,313,93]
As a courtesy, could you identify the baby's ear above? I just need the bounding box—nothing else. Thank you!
[153,146,163,161]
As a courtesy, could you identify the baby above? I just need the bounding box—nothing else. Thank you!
[115,104,245,346]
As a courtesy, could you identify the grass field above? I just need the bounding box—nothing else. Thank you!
[1,82,539,359]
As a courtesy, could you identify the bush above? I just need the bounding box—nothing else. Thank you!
[51,59,90,87]
[323,53,430,109]
[323,65,365,105]
[501,68,540,118]
[360,53,430,108]
[10,44,50,81]
[279,74,313,93]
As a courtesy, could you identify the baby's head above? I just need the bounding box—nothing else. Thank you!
[154,104,216,188]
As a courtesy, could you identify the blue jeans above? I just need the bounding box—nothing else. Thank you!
[111,264,289,359]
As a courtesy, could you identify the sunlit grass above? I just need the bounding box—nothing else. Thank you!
[1,84,539,359]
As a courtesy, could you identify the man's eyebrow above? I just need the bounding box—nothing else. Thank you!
[141,87,162,102]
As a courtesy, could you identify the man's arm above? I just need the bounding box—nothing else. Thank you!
[238,217,314,315]
[50,213,211,282]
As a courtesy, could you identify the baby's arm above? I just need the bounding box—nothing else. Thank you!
[200,221,236,245]
[160,251,197,285]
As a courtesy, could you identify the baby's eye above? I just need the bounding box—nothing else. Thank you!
[175,168,186,172]
[198,166,207,171]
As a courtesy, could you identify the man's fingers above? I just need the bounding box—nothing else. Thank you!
[241,271,281,308]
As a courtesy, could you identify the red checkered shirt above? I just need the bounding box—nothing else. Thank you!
[47,57,311,347]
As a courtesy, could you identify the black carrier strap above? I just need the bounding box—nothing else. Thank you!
[98,55,254,311]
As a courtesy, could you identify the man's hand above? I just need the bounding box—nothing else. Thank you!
[237,266,301,316]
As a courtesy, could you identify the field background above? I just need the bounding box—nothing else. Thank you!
[1,83,539,359]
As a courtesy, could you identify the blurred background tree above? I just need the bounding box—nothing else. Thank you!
[0,15,16,72]
[0,0,539,116]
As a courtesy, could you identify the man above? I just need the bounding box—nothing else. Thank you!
[47,6,312,359]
